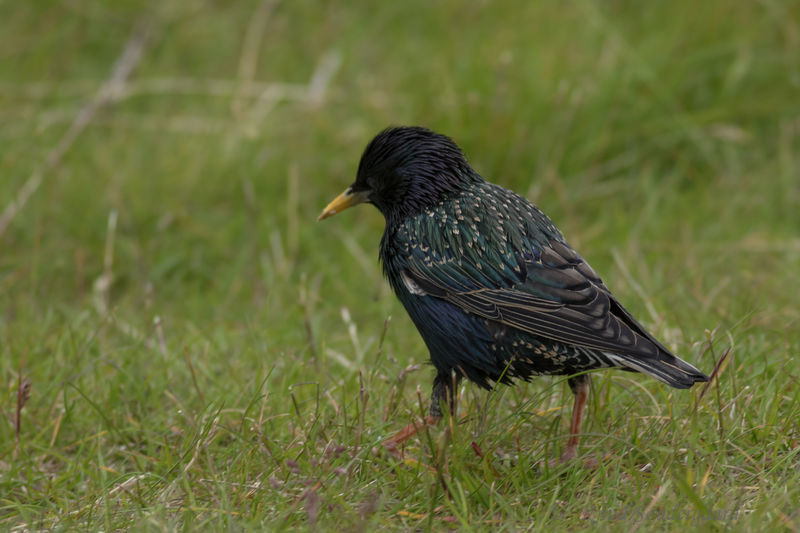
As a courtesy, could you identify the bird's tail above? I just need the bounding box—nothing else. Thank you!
[605,351,708,389]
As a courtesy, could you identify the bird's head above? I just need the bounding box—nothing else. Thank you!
[318,126,480,224]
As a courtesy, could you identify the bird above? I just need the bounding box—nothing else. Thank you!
[318,126,708,462]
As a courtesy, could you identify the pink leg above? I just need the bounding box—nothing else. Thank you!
[560,374,590,462]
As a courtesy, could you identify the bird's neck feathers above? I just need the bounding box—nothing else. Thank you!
[380,167,481,225]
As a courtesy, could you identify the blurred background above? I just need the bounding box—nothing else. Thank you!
[1,0,799,529]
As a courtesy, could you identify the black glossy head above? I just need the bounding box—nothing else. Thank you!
[351,126,481,223]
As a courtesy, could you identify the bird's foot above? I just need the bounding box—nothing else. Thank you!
[560,444,579,463]
[549,448,600,470]
[382,415,441,459]
[547,445,578,469]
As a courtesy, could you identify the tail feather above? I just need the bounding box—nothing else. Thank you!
[605,352,708,389]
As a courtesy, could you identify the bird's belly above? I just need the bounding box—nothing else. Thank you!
[398,292,498,388]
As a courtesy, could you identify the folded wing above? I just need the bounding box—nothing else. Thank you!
[403,238,670,361]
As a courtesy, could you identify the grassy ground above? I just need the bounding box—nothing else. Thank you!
[1,0,799,530]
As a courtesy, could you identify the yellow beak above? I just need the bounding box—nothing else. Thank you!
[317,188,370,221]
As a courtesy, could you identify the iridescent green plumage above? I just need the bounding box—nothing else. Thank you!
[320,126,708,459]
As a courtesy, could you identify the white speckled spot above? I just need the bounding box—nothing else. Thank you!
[400,270,426,296]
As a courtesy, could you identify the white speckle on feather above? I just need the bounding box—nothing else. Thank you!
[400,270,426,296]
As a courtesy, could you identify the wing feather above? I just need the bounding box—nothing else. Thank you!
[403,238,663,359]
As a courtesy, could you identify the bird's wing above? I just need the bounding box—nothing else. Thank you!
[402,238,666,359]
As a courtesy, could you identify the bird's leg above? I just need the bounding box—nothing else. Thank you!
[382,373,454,454]
[429,371,458,419]
[560,373,590,463]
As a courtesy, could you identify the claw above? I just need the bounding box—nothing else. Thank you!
[382,415,442,458]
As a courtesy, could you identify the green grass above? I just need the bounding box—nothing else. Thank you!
[2,0,799,530]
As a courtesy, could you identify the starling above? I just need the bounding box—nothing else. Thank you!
[319,126,708,461]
